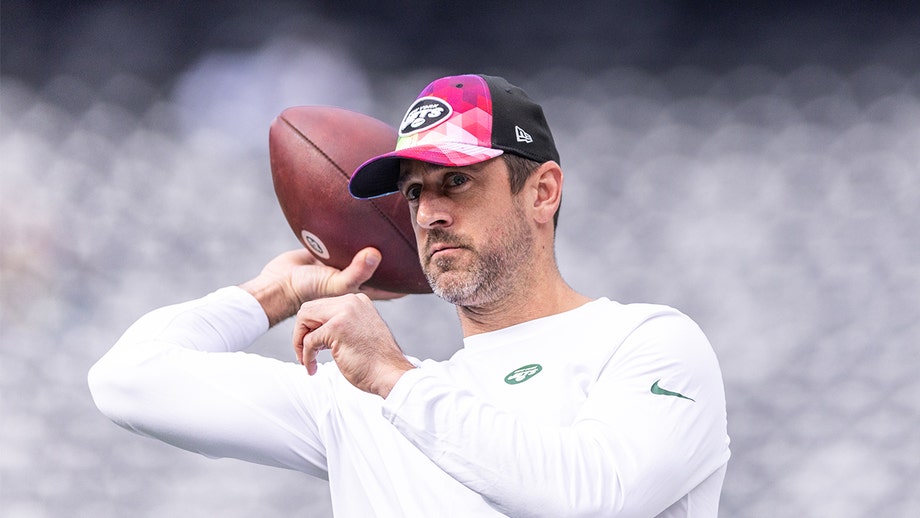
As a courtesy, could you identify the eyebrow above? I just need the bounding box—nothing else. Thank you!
[397,161,489,189]
[396,162,436,191]
[395,169,414,191]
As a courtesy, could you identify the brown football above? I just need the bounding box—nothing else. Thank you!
[269,106,430,294]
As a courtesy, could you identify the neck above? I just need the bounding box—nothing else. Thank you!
[455,265,591,337]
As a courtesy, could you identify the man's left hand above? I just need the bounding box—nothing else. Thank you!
[292,293,415,398]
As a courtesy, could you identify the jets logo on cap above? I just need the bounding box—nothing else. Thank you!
[399,97,452,136]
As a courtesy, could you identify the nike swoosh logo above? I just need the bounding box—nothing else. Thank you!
[650,379,695,402]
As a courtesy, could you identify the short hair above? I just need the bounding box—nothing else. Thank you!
[502,154,561,228]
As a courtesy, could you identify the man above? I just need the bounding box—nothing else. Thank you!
[89,74,730,517]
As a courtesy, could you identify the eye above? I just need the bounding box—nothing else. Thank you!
[445,173,468,188]
[403,184,422,201]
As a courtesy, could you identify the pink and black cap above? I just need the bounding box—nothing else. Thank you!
[348,74,559,199]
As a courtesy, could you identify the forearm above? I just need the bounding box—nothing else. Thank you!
[383,372,619,516]
[382,370,723,517]
[108,287,268,353]
[87,287,329,474]
[89,287,269,421]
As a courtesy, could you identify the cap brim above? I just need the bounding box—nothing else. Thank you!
[349,143,504,199]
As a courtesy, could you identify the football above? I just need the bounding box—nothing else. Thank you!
[269,106,431,294]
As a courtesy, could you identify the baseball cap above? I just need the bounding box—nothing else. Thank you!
[348,74,559,199]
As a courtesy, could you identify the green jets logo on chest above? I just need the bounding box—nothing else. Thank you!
[504,364,543,385]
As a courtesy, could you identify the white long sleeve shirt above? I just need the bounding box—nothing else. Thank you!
[88,287,730,517]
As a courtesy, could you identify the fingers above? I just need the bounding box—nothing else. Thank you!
[289,294,412,395]
[334,247,382,292]
[294,318,327,376]
[291,307,325,374]
[292,294,370,375]
[300,328,327,376]
[292,319,308,366]
[338,248,410,300]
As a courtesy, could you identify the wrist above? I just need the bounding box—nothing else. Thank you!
[373,361,415,399]
[239,276,302,327]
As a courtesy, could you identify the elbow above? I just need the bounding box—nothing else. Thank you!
[87,352,142,427]
[87,355,121,421]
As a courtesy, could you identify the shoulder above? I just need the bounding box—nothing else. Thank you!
[574,298,698,342]
[588,297,685,319]
[577,298,718,375]
[597,301,724,400]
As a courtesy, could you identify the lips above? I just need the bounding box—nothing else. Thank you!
[424,230,469,263]
[427,243,463,260]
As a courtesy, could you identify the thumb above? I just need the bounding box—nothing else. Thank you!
[335,247,382,292]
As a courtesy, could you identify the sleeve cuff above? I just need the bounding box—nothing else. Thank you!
[380,366,430,423]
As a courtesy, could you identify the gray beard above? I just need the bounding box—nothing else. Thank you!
[424,204,534,308]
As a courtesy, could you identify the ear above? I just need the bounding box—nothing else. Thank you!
[529,161,563,226]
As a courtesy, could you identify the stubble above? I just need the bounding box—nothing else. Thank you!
[423,201,534,308]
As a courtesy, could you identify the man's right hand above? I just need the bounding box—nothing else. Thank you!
[239,247,405,327]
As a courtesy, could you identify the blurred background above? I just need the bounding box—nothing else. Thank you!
[2,1,918,516]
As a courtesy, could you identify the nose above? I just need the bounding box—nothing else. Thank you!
[415,190,452,230]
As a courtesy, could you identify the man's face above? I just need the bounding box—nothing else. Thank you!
[397,158,534,307]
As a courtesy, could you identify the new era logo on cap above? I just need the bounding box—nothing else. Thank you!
[515,126,533,143]
[349,74,560,199]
